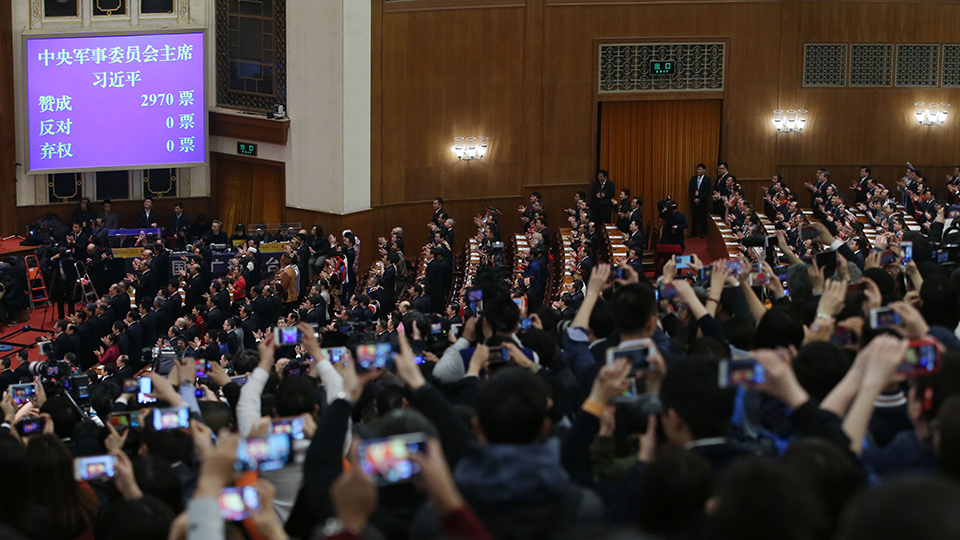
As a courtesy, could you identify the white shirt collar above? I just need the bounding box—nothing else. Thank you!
[685,437,727,449]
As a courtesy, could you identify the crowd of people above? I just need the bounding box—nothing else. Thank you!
[0,162,960,540]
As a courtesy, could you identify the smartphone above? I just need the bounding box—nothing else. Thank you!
[467,290,483,302]
[414,355,425,365]
[880,250,897,266]
[869,307,901,330]
[357,432,429,486]
[137,377,156,404]
[15,416,45,436]
[230,375,249,387]
[450,324,462,339]
[900,339,941,376]
[486,346,512,364]
[675,255,693,270]
[355,343,394,370]
[748,272,769,287]
[520,317,532,331]
[937,250,950,263]
[949,206,960,219]
[9,383,36,406]
[122,379,138,393]
[512,298,524,309]
[194,358,208,379]
[235,433,293,472]
[900,241,913,266]
[659,283,677,300]
[773,264,789,282]
[270,417,305,440]
[698,266,712,281]
[151,406,190,431]
[74,455,117,481]
[611,265,624,279]
[606,339,655,371]
[219,486,259,521]
[815,250,838,271]
[830,327,858,347]
[725,260,742,276]
[110,411,140,429]
[274,326,302,346]
[321,346,348,364]
[195,387,205,398]
[615,377,638,402]
[717,359,766,388]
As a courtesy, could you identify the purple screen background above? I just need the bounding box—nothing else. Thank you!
[26,32,206,172]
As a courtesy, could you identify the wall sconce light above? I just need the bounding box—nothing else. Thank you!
[915,102,949,125]
[772,109,807,133]
[452,136,488,161]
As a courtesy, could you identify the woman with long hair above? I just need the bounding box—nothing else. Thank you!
[26,434,99,540]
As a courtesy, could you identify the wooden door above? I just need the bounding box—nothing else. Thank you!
[599,100,722,226]
[210,153,286,229]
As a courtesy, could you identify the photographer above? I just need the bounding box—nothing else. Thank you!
[659,199,688,249]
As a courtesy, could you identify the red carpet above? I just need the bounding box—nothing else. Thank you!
[0,236,37,257]
[685,236,712,265]
[0,303,59,369]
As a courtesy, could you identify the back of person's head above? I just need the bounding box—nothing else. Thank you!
[634,449,715,538]
[708,458,827,540]
[141,426,193,464]
[40,395,82,439]
[475,367,552,444]
[781,438,865,534]
[198,401,233,433]
[0,434,32,536]
[920,276,960,330]
[793,341,853,402]
[752,308,804,350]
[133,455,184,513]
[720,317,755,352]
[912,350,960,422]
[373,409,439,439]
[588,298,616,339]
[611,283,657,335]
[26,434,97,538]
[376,385,407,417]
[483,296,520,335]
[936,394,960,481]
[274,375,317,417]
[97,495,174,540]
[835,476,960,540]
[659,356,735,440]
[786,264,813,305]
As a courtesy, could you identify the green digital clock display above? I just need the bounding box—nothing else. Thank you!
[237,142,258,156]
[651,61,675,75]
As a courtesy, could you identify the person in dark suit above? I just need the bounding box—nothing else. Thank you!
[183,265,204,310]
[424,248,448,313]
[446,303,463,326]
[576,243,594,281]
[713,162,732,214]
[108,284,129,323]
[0,355,20,396]
[626,219,645,251]
[136,197,159,229]
[204,298,225,339]
[124,311,144,366]
[138,301,158,352]
[239,304,259,350]
[410,285,431,313]
[431,197,449,227]
[615,188,633,233]
[381,253,398,313]
[660,200,688,250]
[688,163,712,238]
[850,166,872,205]
[165,280,183,320]
[590,170,616,224]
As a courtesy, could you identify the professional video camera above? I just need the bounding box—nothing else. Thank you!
[28,359,79,381]
[657,197,678,220]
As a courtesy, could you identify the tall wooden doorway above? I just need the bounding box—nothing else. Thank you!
[210,153,286,230]
[598,100,722,227]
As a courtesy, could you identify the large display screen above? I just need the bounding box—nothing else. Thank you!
[25,32,206,173]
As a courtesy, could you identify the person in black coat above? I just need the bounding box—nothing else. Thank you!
[239,304,259,350]
[590,170,616,224]
[136,197,159,229]
[138,302,158,352]
[204,299,226,339]
[660,201,689,250]
[166,202,190,249]
[688,163,712,238]
[108,284,129,323]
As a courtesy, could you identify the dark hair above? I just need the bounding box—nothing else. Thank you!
[275,376,317,417]
[103,199,112,205]
[835,476,960,540]
[97,495,174,540]
[708,458,827,540]
[434,197,443,205]
[793,342,852,402]
[937,394,960,482]
[482,296,520,334]
[531,191,542,201]
[718,162,729,169]
[598,169,609,177]
[475,368,551,444]
[611,283,657,335]
[144,196,153,203]
[232,349,260,376]
[0,434,33,536]
[375,385,407,417]
[26,435,98,539]
[635,449,714,537]
[752,308,803,350]
[861,166,871,174]
[133,456,184,513]
[782,438,866,534]
[659,356,735,439]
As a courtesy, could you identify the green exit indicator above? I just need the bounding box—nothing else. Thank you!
[237,142,258,156]
[651,61,675,75]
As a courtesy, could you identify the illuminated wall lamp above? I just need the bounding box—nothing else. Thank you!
[451,136,488,161]
[915,102,949,125]
[772,109,807,133]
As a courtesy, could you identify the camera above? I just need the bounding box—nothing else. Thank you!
[657,197,678,219]
[28,359,75,381]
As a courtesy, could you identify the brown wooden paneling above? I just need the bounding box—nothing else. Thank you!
[14,198,212,234]
[379,6,527,204]
[210,153,285,229]
[208,111,290,145]
[0,4,16,236]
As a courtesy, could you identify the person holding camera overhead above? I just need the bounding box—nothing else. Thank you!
[659,199,688,250]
